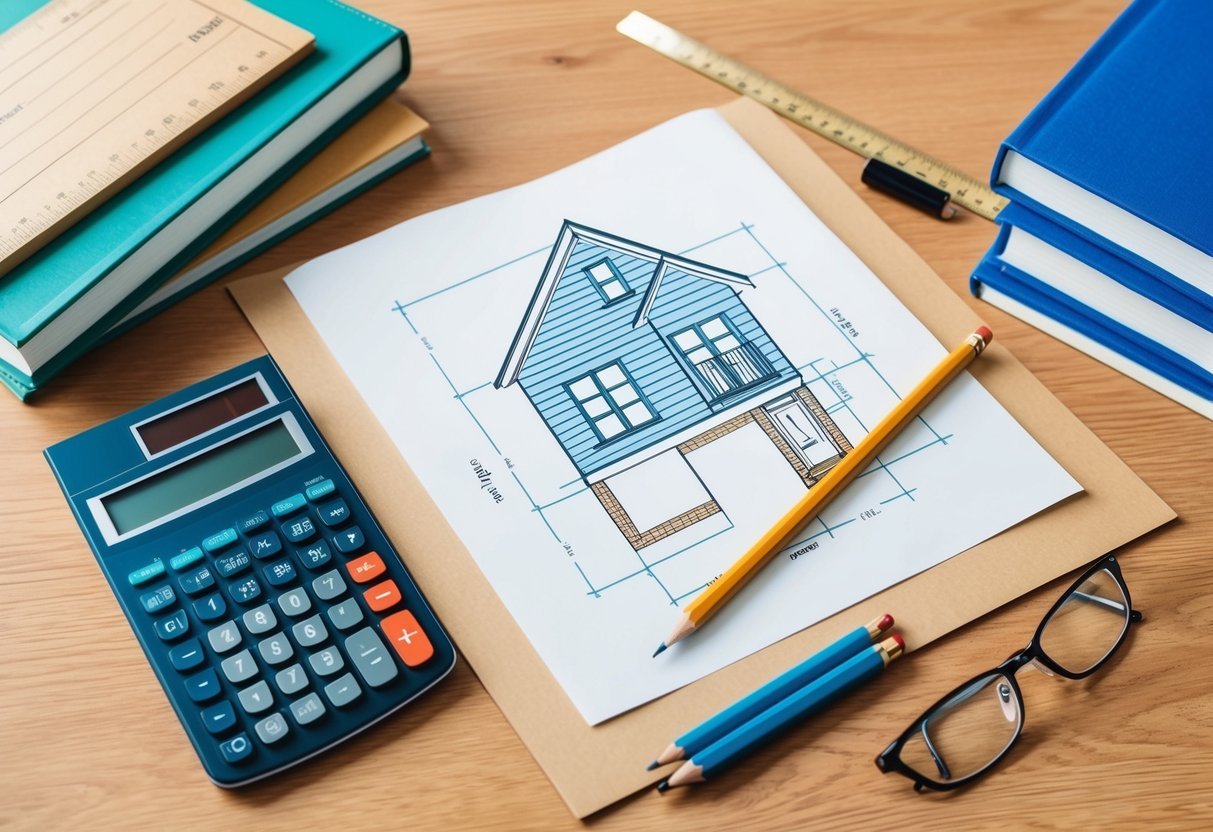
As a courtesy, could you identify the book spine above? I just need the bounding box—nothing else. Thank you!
[990,0,1161,184]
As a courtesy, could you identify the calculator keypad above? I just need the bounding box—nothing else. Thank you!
[123,474,448,784]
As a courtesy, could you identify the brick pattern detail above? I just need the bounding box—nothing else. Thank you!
[676,411,755,454]
[590,480,721,551]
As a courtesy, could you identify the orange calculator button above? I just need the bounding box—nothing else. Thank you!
[381,610,433,667]
[363,579,401,612]
[345,552,386,584]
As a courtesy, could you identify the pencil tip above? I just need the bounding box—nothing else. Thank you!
[645,760,660,771]
[656,779,670,794]
[652,642,667,658]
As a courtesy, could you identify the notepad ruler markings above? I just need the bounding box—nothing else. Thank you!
[617,11,1008,221]
[0,0,312,273]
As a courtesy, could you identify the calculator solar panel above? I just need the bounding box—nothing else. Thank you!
[45,356,456,786]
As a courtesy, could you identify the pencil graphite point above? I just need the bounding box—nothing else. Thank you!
[656,779,671,794]
[645,760,660,771]
[652,642,668,658]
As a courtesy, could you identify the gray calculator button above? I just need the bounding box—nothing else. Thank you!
[345,627,399,689]
[243,604,277,635]
[221,649,258,684]
[207,620,242,654]
[254,712,290,745]
[326,598,363,631]
[290,693,326,726]
[277,587,312,617]
[292,615,328,648]
[275,663,309,696]
[311,569,347,601]
[308,646,345,677]
[258,632,294,666]
[237,680,274,715]
[323,673,362,708]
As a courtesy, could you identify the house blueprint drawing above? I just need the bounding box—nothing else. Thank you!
[285,109,1081,724]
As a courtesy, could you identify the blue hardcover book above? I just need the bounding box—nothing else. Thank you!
[0,0,411,400]
[996,202,1213,334]
[991,0,1213,305]
[971,241,1213,419]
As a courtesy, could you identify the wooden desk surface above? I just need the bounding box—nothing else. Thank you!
[2,1,1211,828]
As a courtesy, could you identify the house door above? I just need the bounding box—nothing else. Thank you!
[763,393,840,469]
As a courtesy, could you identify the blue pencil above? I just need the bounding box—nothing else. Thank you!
[646,614,894,769]
[657,635,905,790]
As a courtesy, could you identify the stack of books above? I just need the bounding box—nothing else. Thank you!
[0,0,431,400]
[971,0,1212,419]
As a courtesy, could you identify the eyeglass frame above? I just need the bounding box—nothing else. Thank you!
[874,553,1142,792]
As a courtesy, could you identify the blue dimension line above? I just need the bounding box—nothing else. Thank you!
[390,301,417,333]
[534,487,588,511]
[574,562,600,598]
[678,222,753,255]
[558,478,583,490]
[456,381,494,399]
[509,470,559,543]
[398,245,549,309]
[429,353,501,455]
[778,516,858,557]
[585,523,734,598]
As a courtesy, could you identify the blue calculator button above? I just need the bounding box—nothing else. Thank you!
[169,547,204,571]
[184,668,222,704]
[271,494,307,518]
[296,540,332,571]
[219,732,254,765]
[316,498,351,528]
[194,593,227,622]
[201,701,237,736]
[215,550,251,578]
[179,565,215,596]
[229,577,262,605]
[202,528,238,553]
[305,479,336,502]
[155,609,190,642]
[248,530,282,560]
[263,559,296,587]
[238,511,270,534]
[281,515,317,544]
[128,560,165,587]
[139,585,175,614]
[332,526,365,555]
[169,639,206,672]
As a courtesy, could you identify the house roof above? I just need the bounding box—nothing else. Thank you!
[495,220,752,388]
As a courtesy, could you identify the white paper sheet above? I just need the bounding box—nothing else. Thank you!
[286,109,1081,724]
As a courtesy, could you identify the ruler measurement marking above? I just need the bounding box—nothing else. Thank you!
[617,12,1005,220]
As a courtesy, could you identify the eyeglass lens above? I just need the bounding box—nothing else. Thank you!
[898,672,1022,785]
[1038,567,1131,674]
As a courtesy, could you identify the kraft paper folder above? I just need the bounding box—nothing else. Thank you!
[230,97,1174,818]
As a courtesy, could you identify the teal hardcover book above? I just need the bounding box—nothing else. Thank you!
[0,0,411,399]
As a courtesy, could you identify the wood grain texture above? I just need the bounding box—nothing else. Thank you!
[1,1,1211,829]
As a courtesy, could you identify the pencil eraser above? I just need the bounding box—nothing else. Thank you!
[877,613,894,632]
[891,633,905,649]
[976,325,993,345]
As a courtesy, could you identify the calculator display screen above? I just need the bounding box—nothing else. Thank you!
[102,420,302,536]
[135,377,271,456]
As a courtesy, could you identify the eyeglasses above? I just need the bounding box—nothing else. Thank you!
[875,554,1141,791]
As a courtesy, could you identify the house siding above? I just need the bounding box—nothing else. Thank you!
[517,242,799,477]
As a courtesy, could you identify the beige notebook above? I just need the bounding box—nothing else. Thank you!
[230,97,1174,817]
[0,0,314,276]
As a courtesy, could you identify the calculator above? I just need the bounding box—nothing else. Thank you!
[45,356,456,786]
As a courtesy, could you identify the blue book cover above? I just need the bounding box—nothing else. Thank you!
[997,202,1213,330]
[0,0,410,398]
[990,0,1213,286]
[971,239,1213,405]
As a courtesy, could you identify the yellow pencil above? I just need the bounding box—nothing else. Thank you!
[653,326,993,656]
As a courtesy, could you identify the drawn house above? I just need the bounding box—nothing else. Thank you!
[496,222,852,550]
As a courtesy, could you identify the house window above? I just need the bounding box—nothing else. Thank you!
[583,258,633,304]
[671,314,775,400]
[567,362,655,442]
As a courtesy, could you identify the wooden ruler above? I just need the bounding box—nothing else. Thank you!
[0,0,314,276]
[617,11,1007,221]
